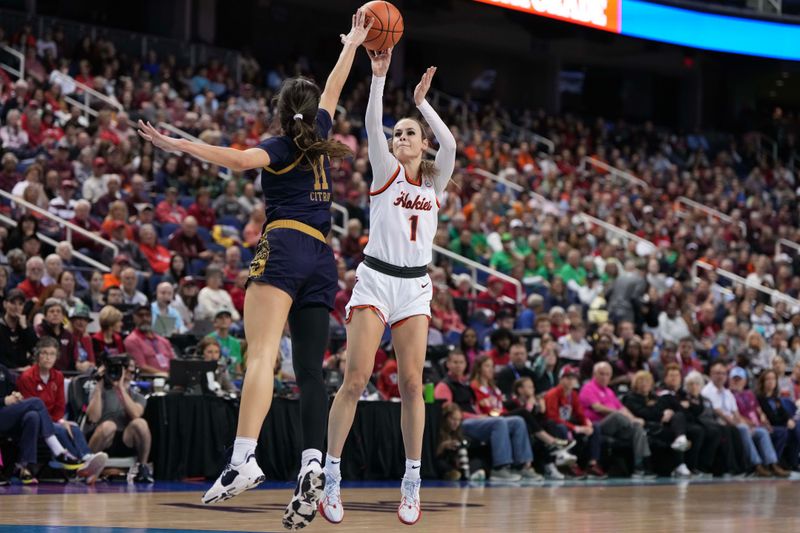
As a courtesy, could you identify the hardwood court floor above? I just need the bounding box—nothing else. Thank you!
[1,479,799,533]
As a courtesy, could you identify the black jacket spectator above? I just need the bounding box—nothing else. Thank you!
[0,316,38,370]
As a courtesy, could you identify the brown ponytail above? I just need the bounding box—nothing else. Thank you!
[274,77,353,164]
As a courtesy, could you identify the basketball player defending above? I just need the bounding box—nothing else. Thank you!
[139,10,372,531]
[319,48,455,526]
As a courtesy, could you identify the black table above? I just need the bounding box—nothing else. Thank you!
[145,395,441,481]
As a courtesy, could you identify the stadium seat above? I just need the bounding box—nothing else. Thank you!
[220,215,244,230]
[160,223,179,239]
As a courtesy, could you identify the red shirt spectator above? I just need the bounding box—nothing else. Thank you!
[156,189,187,224]
[168,218,210,261]
[17,364,65,421]
[377,359,400,399]
[544,368,590,431]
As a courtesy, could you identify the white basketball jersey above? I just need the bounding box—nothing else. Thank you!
[363,163,440,267]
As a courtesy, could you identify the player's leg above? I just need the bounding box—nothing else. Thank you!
[203,283,292,504]
[392,316,428,525]
[319,307,385,524]
[282,304,331,530]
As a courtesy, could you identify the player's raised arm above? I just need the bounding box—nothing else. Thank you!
[413,67,456,197]
[137,120,269,172]
[365,47,397,189]
[319,9,373,118]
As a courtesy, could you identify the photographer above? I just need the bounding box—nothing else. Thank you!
[86,356,153,483]
[435,403,486,481]
[0,289,37,372]
[17,337,107,482]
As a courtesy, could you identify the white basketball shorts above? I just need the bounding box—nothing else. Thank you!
[345,261,433,328]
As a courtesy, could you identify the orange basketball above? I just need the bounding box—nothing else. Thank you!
[361,1,404,51]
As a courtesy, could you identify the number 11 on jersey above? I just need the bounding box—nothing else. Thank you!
[409,215,418,242]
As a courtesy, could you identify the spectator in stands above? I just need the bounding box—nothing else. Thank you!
[188,187,216,229]
[92,305,126,364]
[650,341,679,383]
[757,369,800,471]
[206,309,242,376]
[17,336,107,481]
[237,182,259,218]
[69,199,102,254]
[173,276,200,330]
[138,224,171,275]
[333,270,356,324]
[162,254,188,287]
[558,322,592,364]
[155,187,187,225]
[211,180,242,220]
[434,350,537,481]
[198,336,237,394]
[487,328,514,368]
[82,270,106,312]
[531,340,558,393]
[340,219,365,267]
[94,175,123,219]
[17,255,46,302]
[0,289,37,372]
[702,363,785,477]
[544,365,606,478]
[82,157,109,203]
[515,294,544,331]
[35,298,76,371]
[714,316,744,362]
[607,260,645,324]
[435,403,486,481]
[69,308,96,374]
[48,179,78,219]
[123,305,175,376]
[377,355,399,400]
[151,282,186,337]
[623,371,692,477]
[0,152,20,191]
[613,338,648,388]
[678,336,705,376]
[579,361,655,478]
[86,356,153,483]
[222,246,242,285]
[460,327,482,368]
[476,276,505,315]
[580,334,613,382]
[242,203,266,248]
[168,215,211,261]
[154,156,180,192]
[496,342,536,397]
[0,362,84,484]
[658,296,692,345]
[196,266,239,321]
[741,330,772,374]
[430,288,465,338]
[105,285,125,307]
[119,267,148,306]
[41,253,63,287]
[0,109,29,156]
[102,221,147,271]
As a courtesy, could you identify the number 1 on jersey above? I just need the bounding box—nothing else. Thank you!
[409,215,419,242]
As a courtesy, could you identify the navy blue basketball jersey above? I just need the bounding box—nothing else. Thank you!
[256,108,333,235]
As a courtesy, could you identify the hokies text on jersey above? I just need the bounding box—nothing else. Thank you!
[393,192,434,211]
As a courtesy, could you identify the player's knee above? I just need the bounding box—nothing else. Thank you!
[341,373,370,398]
[398,375,423,399]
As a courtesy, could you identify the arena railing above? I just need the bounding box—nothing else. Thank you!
[329,201,522,305]
[0,43,24,80]
[775,238,800,261]
[674,196,748,237]
[691,260,800,314]
[0,188,118,260]
[581,156,649,189]
[575,213,658,256]
[330,202,349,236]
[50,71,126,120]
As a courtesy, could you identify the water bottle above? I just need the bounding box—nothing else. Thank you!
[423,382,434,404]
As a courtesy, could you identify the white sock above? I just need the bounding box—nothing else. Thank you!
[231,437,257,465]
[404,458,422,481]
[45,435,67,457]
[325,453,341,479]
[301,448,322,467]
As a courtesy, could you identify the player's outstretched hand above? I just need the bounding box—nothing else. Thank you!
[137,120,182,154]
[414,66,437,106]
[341,8,373,47]
[367,47,393,77]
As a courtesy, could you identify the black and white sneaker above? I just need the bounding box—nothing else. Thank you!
[202,454,265,505]
[283,459,325,530]
[49,453,85,471]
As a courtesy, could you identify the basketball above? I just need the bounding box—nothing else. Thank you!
[361,1,404,51]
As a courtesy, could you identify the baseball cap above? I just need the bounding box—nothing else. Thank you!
[113,254,131,265]
[134,304,152,315]
[111,220,127,231]
[179,276,200,287]
[729,367,747,380]
[559,365,580,379]
[60,179,76,189]
[93,157,106,167]
[5,288,25,303]
[510,219,524,229]
[215,309,233,319]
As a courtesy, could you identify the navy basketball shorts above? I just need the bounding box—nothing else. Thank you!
[248,225,337,310]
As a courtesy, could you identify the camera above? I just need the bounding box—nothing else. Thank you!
[103,355,130,387]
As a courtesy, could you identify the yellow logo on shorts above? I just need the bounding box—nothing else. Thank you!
[249,230,271,279]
